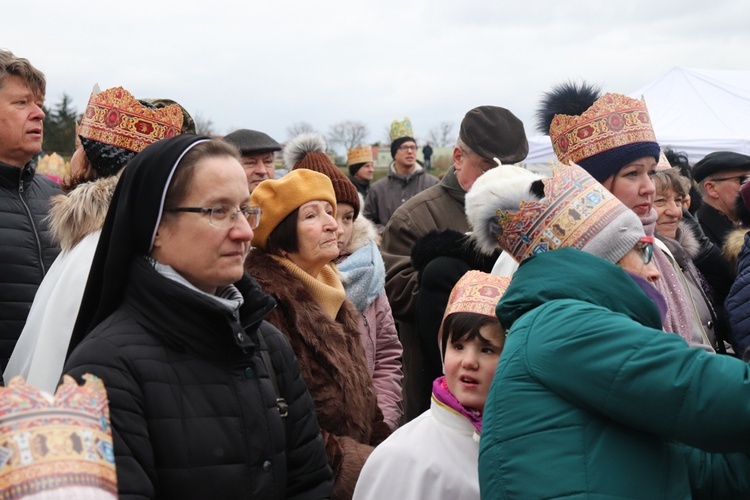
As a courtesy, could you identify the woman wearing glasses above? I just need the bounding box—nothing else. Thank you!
[467,162,750,498]
[246,167,392,500]
[64,136,333,499]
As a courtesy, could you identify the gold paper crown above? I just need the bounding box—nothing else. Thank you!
[494,161,631,262]
[79,86,184,153]
[443,270,510,320]
[549,93,657,165]
[36,152,70,181]
[389,116,414,143]
[346,145,373,166]
[0,375,117,497]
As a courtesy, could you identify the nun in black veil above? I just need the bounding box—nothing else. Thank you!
[64,135,333,499]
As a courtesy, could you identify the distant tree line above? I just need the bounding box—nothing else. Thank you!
[42,93,79,156]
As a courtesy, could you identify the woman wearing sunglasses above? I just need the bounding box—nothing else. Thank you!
[64,136,333,499]
[467,162,750,498]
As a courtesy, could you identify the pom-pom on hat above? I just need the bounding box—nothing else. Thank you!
[78,86,184,177]
[222,129,282,156]
[250,169,337,250]
[539,82,660,182]
[692,151,750,183]
[459,106,529,164]
[466,161,644,265]
[286,133,360,220]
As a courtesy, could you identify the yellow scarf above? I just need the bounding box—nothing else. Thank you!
[272,256,346,319]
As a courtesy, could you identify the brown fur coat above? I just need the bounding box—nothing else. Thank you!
[246,250,390,499]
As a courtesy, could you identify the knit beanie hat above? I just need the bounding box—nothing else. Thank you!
[459,106,529,164]
[692,151,750,183]
[78,86,185,177]
[537,82,660,182]
[250,168,337,250]
[466,161,645,265]
[285,133,360,220]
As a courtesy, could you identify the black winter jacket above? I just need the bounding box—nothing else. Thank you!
[0,161,60,369]
[64,258,333,499]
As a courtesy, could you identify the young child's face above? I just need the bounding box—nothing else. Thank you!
[444,323,503,413]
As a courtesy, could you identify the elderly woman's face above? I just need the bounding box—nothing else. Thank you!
[287,200,339,275]
[653,186,684,239]
[617,239,661,283]
[152,155,253,294]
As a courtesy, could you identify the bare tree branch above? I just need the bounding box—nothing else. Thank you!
[428,121,455,147]
[286,121,318,140]
[327,120,370,152]
[193,113,215,136]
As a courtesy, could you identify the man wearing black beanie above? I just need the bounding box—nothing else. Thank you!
[363,117,439,232]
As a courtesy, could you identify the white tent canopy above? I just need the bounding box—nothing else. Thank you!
[524,67,750,165]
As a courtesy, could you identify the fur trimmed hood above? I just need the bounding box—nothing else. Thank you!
[49,174,120,251]
[675,220,701,260]
[464,165,542,255]
[344,215,380,255]
[723,228,748,272]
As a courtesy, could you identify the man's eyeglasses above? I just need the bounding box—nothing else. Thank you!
[164,204,262,229]
[398,145,418,152]
[709,175,749,184]
[637,236,654,265]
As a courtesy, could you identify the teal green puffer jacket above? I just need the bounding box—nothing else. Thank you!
[479,248,750,499]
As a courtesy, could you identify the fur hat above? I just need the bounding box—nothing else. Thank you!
[692,151,750,183]
[286,133,360,220]
[538,82,660,182]
[459,106,528,164]
[250,169,337,250]
[466,161,645,264]
[222,129,281,156]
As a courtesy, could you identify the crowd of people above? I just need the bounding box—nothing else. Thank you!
[3,48,750,499]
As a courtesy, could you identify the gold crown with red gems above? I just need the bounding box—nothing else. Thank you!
[347,145,373,166]
[549,93,657,166]
[79,86,184,153]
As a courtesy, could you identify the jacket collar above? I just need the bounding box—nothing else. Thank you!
[0,160,35,189]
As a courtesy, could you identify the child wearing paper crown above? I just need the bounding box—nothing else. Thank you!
[352,271,509,500]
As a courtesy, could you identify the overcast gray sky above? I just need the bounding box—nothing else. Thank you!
[4,0,749,149]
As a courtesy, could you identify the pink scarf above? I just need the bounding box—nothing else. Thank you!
[432,376,483,433]
[641,209,693,342]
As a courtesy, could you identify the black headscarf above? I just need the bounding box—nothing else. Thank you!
[68,134,210,355]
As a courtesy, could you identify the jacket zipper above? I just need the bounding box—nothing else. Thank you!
[18,170,46,276]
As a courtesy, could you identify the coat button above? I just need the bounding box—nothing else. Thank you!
[263,460,272,472]
[244,367,254,378]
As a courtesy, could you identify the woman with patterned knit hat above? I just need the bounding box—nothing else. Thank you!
[286,133,403,431]
[467,161,750,498]
[4,86,188,392]
[246,156,391,499]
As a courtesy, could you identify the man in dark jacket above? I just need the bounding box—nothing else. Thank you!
[693,151,750,246]
[381,106,528,421]
[222,128,282,193]
[0,50,60,371]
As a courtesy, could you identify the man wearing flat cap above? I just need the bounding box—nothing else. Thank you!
[693,151,750,246]
[380,105,528,422]
[222,129,282,193]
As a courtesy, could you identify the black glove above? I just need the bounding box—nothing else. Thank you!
[411,229,498,277]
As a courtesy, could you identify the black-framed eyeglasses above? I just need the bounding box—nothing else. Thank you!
[637,236,654,265]
[164,204,262,229]
[710,175,749,184]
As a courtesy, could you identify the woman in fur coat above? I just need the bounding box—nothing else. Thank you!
[3,87,188,392]
[283,133,403,431]
[247,157,391,499]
